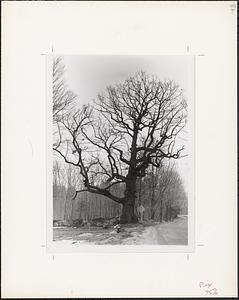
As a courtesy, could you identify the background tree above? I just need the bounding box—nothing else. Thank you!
[53,57,77,123]
[53,160,187,224]
[54,71,187,223]
[162,168,187,221]
[53,160,66,221]
[152,162,185,221]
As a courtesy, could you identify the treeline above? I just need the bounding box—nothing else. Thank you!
[53,160,188,225]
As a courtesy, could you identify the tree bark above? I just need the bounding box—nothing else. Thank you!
[138,177,142,206]
[150,166,157,220]
[120,174,138,223]
[165,205,169,222]
[159,199,163,223]
[151,187,155,220]
[151,208,155,220]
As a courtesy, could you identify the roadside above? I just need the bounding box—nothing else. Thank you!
[53,215,188,246]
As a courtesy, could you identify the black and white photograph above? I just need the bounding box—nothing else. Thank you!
[50,55,194,249]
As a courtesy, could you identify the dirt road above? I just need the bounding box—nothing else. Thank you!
[137,215,188,245]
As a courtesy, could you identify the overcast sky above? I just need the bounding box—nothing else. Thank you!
[59,55,194,191]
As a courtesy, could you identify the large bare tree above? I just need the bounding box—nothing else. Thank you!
[54,71,187,223]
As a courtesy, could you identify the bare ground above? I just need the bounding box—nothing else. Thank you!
[53,215,188,246]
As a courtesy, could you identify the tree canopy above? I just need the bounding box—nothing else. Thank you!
[53,69,187,222]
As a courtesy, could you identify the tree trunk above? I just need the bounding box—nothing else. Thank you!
[151,208,155,220]
[165,205,169,222]
[120,175,138,223]
[159,199,163,223]
[121,202,138,223]
[138,177,142,206]
[150,165,156,220]
[151,189,155,220]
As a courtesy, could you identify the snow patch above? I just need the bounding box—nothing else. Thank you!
[53,240,82,246]
[78,233,93,237]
